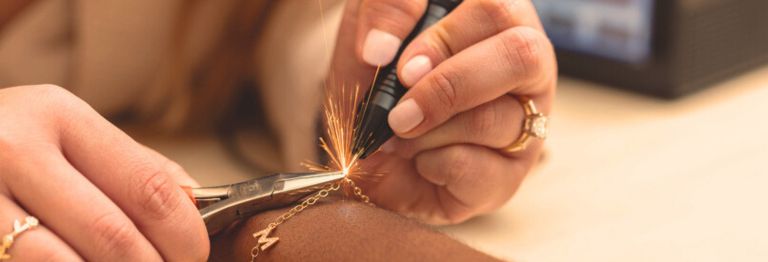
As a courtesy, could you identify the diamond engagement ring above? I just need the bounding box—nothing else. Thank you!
[501,96,549,153]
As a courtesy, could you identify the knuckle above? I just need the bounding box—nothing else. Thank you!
[363,0,425,33]
[498,27,545,81]
[28,84,74,103]
[427,70,460,113]
[443,147,474,185]
[0,85,78,171]
[431,25,458,57]
[25,84,85,115]
[132,161,183,221]
[465,103,502,142]
[91,212,140,258]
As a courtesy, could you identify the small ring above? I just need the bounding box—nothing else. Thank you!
[1,216,40,261]
[501,96,548,153]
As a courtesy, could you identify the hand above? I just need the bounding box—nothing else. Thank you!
[329,0,556,224]
[0,85,208,260]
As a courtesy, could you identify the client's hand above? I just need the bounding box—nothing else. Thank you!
[330,0,556,224]
[0,85,208,260]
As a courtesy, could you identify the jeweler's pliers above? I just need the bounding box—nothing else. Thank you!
[182,171,345,235]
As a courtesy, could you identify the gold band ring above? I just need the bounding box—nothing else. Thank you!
[1,216,40,260]
[501,96,548,153]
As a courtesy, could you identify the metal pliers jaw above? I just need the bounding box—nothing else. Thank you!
[188,171,345,235]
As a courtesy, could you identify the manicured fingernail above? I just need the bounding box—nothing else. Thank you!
[388,99,423,134]
[362,29,401,66]
[401,55,432,86]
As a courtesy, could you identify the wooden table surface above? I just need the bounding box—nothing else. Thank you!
[140,66,768,261]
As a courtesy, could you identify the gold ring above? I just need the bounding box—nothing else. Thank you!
[501,96,548,153]
[1,216,40,260]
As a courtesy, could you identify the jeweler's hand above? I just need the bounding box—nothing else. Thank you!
[330,0,556,224]
[0,85,209,260]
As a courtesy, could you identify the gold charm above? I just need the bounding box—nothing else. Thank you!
[252,227,279,251]
[0,236,11,260]
[250,226,279,260]
[1,216,39,260]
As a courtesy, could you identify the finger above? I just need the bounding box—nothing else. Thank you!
[0,196,83,261]
[357,0,427,66]
[388,26,555,138]
[2,85,206,260]
[397,0,543,86]
[414,145,527,224]
[389,95,525,158]
[329,0,377,90]
[4,147,163,261]
[55,93,209,259]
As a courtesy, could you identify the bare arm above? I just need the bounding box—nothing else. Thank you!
[211,199,501,262]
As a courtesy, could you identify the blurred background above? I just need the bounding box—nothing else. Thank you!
[535,0,768,98]
[2,0,766,261]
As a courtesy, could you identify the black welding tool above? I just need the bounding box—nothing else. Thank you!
[355,0,463,159]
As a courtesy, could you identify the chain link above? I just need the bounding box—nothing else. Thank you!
[344,178,373,205]
[251,181,350,262]
[267,182,341,229]
[250,179,374,261]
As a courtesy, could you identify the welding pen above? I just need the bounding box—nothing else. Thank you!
[355,0,463,159]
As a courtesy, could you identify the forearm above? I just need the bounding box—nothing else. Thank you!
[211,199,500,262]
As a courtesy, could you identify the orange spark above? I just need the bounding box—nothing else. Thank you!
[303,0,380,190]
[302,70,386,186]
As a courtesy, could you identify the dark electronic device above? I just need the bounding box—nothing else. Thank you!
[534,0,768,98]
[355,0,462,158]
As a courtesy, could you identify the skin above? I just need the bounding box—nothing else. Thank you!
[331,0,557,225]
[0,0,556,259]
[210,199,501,262]
[0,85,208,261]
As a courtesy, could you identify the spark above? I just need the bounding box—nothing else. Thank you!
[303,80,369,181]
[302,0,381,190]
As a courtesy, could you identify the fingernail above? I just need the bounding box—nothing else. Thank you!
[362,29,402,66]
[388,99,424,134]
[401,55,432,86]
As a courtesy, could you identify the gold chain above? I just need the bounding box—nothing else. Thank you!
[250,180,374,261]
[344,178,373,205]
[268,182,341,229]
[249,180,373,260]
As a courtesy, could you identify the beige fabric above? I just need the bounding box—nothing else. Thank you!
[0,1,346,169]
[0,0,235,113]
[255,1,345,170]
[0,0,71,90]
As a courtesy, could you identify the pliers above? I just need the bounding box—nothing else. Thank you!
[183,171,345,235]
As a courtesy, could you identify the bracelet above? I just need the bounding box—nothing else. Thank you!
[249,83,376,261]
